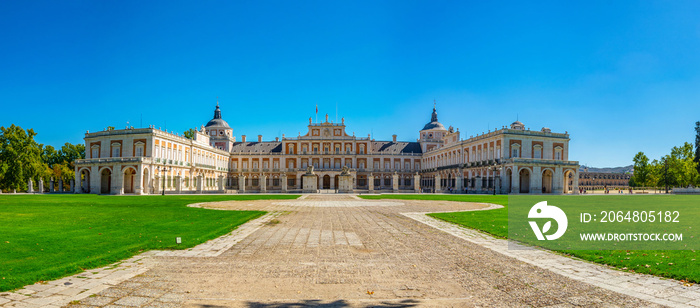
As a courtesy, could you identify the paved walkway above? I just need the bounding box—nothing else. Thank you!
[1,195,698,307]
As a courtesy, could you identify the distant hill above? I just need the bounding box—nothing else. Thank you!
[579,165,634,174]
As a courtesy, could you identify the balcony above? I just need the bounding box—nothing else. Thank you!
[75,157,153,165]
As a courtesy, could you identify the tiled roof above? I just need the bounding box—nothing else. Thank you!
[372,141,422,154]
[231,142,282,153]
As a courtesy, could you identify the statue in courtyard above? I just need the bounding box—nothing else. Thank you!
[341,165,350,175]
[306,165,314,175]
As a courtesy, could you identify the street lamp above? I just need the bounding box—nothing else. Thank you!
[158,164,171,196]
[491,163,502,195]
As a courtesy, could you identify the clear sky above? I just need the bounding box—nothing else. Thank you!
[1,1,699,167]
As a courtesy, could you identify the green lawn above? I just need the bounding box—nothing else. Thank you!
[0,194,298,291]
[360,194,700,283]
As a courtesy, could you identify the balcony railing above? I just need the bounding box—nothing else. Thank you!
[75,157,153,164]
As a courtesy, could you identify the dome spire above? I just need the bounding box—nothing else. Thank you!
[213,100,222,119]
[431,100,438,123]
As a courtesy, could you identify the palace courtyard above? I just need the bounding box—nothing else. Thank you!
[4,194,699,308]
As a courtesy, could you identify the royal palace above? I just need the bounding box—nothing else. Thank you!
[73,103,580,195]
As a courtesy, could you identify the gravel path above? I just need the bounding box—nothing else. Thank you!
[135,195,657,307]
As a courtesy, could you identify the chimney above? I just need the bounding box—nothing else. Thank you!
[392,134,397,142]
[242,135,246,142]
[258,135,262,142]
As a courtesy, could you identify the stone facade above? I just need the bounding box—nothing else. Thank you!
[74,103,579,194]
[578,170,631,191]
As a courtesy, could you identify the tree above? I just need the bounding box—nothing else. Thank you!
[0,125,44,191]
[60,142,85,163]
[183,128,197,140]
[667,142,699,187]
[40,142,85,186]
[647,159,662,190]
[695,121,700,175]
[631,152,649,188]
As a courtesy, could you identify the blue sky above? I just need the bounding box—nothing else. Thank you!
[1,1,699,167]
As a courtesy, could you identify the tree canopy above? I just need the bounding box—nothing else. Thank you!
[0,125,44,191]
[0,125,85,192]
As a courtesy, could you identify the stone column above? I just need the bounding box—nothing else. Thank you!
[434,174,441,193]
[414,173,420,192]
[196,175,203,193]
[511,166,519,194]
[532,166,542,194]
[111,165,122,195]
[154,175,161,194]
[38,178,44,194]
[50,178,55,193]
[260,174,267,192]
[27,179,34,193]
[58,179,64,192]
[392,172,399,192]
[90,166,100,194]
[330,175,335,190]
[572,170,579,194]
[175,175,182,194]
[553,166,564,194]
[238,175,246,193]
[281,174,288,192]
[500,172,507,194]
[135,165,143,195]
[475,175,482,191]
[218,175,225,192]
[455,175,463,192]
[74,171,81,194]
[69,179,74,193]
[368,173,374,192]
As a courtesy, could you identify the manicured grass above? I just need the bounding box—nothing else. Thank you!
[0,194,298,291]
[360,194,700,283]
[361,194,509,237]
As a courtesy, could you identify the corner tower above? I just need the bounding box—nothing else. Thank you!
[204,101,235,151]
[418,104,448,152]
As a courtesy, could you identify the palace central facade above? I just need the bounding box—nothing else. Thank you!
[74,103,580,195]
